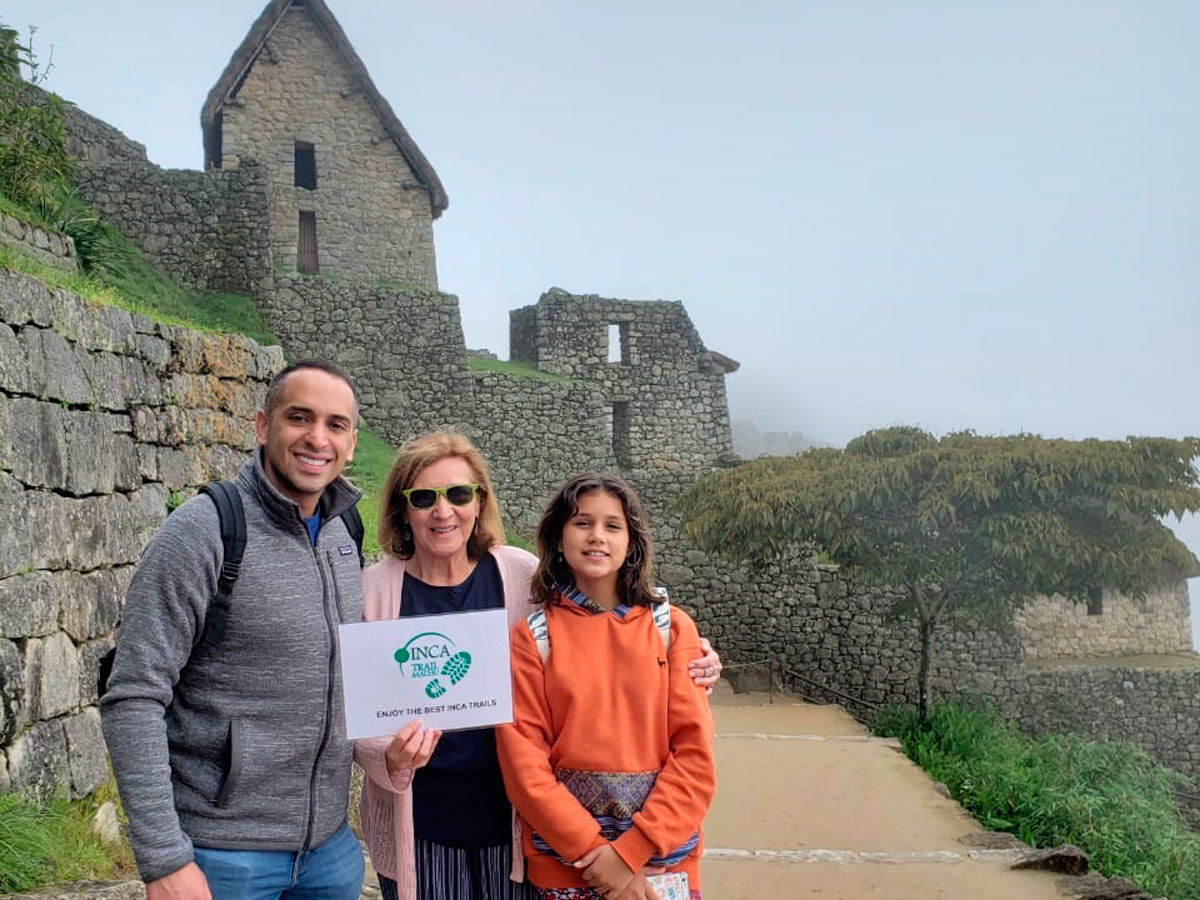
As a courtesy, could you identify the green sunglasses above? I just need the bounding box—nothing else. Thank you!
[401,483,480,509]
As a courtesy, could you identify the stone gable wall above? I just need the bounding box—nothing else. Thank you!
[0,268,283,800]
[218,6,437,288]
[510,289,735,475]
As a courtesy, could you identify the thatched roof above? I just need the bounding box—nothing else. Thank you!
[201,0,447,218]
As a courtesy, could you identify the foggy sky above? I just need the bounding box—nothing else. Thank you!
[7,0,1198,635]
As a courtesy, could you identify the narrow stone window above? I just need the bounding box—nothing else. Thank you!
[294,141,317,190]
[607,323,629,364]
[612,401,632,467]
[1087,587,1103,616]
[298,211,319,274]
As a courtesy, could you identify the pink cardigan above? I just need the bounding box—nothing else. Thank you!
[353,546,538,900]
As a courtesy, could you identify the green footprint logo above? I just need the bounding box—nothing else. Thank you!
[443,651,471,685]
[423,652,472,698]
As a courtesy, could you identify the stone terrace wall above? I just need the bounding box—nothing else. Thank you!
[73,161,273,295]
[261,276,471,444]
[1014,583,1192,660]
[1015,666,1200,779]
[0,268,283,800]
[469,371,616,535]
[0,212,77,273]
[60,95,149,164]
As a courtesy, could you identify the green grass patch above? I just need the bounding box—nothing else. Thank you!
[0,192,55,230]
[345,426,397,559]
[0,195,276,346]
[467,356,573,383]
[872,702,1200,899]
[0,789,135,893]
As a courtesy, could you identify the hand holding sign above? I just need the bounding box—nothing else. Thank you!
[384,719,441,776]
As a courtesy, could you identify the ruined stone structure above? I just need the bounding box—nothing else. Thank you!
[2,0,1196,800]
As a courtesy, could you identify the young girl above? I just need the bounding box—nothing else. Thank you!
[496,473,715,900]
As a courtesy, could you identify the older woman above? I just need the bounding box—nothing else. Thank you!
[353,431,721,900]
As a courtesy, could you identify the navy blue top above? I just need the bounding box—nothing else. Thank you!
[302,512,321,547]
[399,552,511,848]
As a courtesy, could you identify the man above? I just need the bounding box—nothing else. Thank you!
[101,360,365,900]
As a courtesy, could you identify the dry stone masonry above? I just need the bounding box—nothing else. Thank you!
[0,268,283,799]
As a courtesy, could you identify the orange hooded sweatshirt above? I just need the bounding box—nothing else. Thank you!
[496,597,715,891]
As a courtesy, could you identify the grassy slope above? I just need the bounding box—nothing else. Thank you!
[873,703,1200,900]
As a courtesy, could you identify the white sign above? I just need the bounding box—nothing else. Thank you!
[338,608,513,739]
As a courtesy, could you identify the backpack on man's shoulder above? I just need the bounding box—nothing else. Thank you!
[97,480,364,696]
[527,587,672,664]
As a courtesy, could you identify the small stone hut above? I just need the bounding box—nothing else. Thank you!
[201,0,447,287]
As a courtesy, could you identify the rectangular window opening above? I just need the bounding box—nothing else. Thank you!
[607,322,629,364]
[612,401,632,468]
[298,210,319,274]
[294,141,317,190]
[1086,587,1103,616]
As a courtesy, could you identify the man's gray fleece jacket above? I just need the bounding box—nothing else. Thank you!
[100,454,364,882]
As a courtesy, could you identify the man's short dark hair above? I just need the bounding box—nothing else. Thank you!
[264,359,360,423]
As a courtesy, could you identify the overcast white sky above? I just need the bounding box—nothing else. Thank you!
[8,0,1199,637]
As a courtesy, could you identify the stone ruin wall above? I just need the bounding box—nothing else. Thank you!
[74,162,274,296]
[0,262,282,801]
[1014,583,1192,660]
[216,5,438,289]
[259,274,471,443]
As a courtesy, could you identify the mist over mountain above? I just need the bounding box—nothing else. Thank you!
[732,420,826,459]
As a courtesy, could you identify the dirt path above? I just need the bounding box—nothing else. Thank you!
[700,683,1069,899]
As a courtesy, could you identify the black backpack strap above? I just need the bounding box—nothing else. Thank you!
[340,503,365,568]
[197,480,247,649]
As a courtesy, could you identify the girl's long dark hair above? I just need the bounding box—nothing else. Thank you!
[531,473,656,607]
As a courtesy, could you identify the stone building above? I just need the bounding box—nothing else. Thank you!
[202,0,445,287]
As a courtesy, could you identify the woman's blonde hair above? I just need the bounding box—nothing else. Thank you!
[377,430,504,560]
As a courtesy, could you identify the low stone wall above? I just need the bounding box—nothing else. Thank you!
[1015,666,1200,779]
[0,268,283,800]
[469,371,616,535]
[0,214,77,273]
[260,276,472,444]
[73,161,273,295]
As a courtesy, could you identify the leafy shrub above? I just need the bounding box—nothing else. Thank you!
[873,702,1200,899]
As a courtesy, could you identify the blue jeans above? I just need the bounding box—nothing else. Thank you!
[193,821,365,900]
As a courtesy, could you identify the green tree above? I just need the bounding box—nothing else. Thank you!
[678,428,1200,721]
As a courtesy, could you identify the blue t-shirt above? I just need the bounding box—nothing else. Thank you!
[399,552,511,848]
[302,512,321,547]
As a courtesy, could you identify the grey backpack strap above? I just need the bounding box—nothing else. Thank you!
[196,480,246,650]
